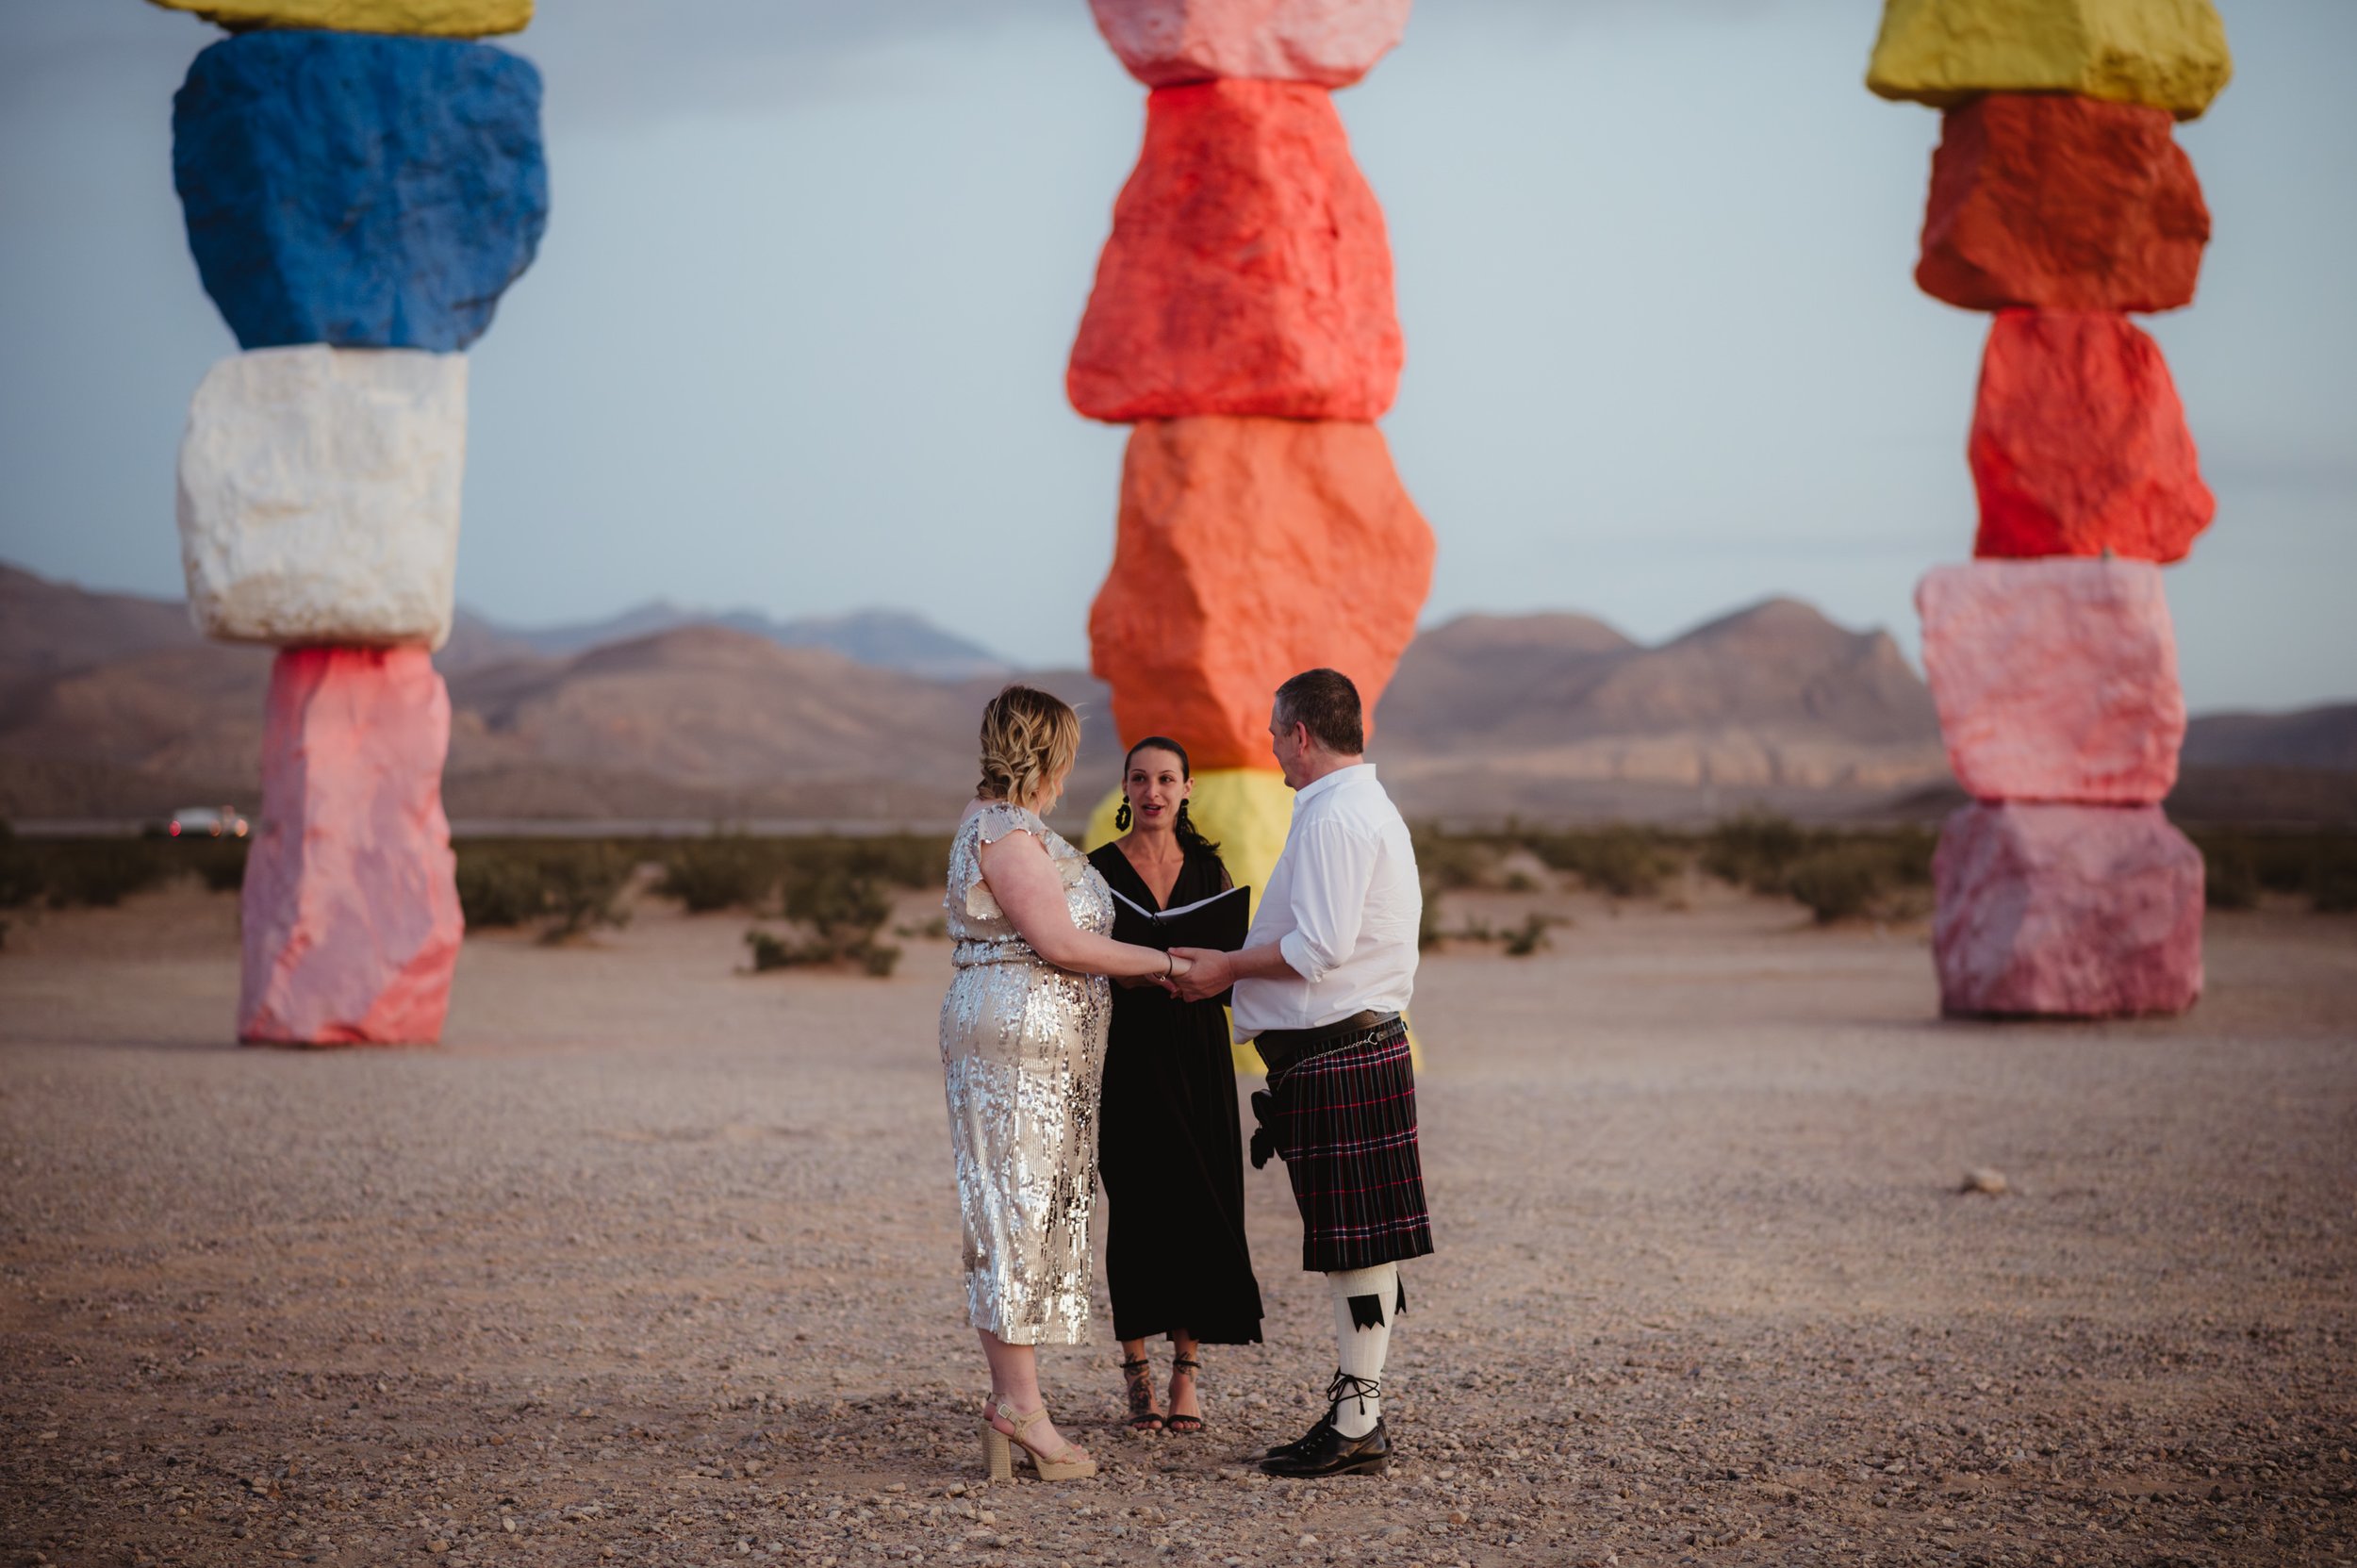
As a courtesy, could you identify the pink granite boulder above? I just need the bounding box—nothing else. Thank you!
[1088,0,1411,89]
[1932,801,2203,1019]
[1917,558,2185,804]
[239,644,463,1046]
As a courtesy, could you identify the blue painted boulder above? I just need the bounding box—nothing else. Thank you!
[173,30,548,353]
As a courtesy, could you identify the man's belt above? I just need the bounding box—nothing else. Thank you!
[1251,1010,1403,1078]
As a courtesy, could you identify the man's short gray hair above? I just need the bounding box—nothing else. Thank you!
[1274,668,1364,755]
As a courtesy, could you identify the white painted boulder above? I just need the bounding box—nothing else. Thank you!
[1088,0,1411,89]
[1917,558,2185,803]
[176,345,467,649]
[1932,801,2203,1018]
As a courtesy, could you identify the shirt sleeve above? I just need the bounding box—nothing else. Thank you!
[1277,817,1378,983]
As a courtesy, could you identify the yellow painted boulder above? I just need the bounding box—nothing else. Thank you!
[147,0,532,38]
[1867,0,2230,121]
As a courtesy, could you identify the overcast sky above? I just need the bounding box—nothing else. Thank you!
[2,1,2350,710]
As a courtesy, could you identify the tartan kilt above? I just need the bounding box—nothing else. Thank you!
[1252,1020,1435,1272]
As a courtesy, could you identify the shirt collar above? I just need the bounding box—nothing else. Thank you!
[1294,761,1374,808]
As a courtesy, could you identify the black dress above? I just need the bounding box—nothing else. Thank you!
[1088,838,1265,1345]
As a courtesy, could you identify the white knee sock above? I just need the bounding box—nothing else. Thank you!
[1326,1263,1399,1439]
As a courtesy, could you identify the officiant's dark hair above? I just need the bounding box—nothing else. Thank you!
[1124,735,1219,854]
[1274,668,1363,755]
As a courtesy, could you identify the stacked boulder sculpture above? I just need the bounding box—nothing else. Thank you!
[1076,0,1433,897]
[1869,0,2227,1017]
[159,0,547,1043]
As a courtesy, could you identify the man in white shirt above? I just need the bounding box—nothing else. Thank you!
[1172,668,1431,1478]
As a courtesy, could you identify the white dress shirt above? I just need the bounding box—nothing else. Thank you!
[1231,763,1423,1040]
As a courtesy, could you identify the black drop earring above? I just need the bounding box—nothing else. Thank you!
[1114,801,1132,831]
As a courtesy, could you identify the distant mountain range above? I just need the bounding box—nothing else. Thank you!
[2,561,2349,827]
[439,600,1014,680]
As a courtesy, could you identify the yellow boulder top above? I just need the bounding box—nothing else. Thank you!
[1867,0,2231,121]
[147,0,531,39]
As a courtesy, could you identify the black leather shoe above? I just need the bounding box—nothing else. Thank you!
[1263,1411,1332,1461]
[1260,1417,1391,1478]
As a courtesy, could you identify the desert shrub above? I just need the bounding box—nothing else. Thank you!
[2200,835,2261,911]
[1782,845,1888,925]
[0,824,40,912]
[536,845,635,943]
[1409,828,1497,893]
[1530,825,1679,899]
[780,834,948,892]
[1502,913,1557,957]
[184,838,250,894]
[454,850,544,929]
[1700,812,1814,895]
[40,838,171,909]
[2312,857,2357,915]
[659,835,783,913]
[454,842,633,941]
[744,862,901,976]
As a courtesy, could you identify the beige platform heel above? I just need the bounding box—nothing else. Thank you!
[981,1397,1096,1482]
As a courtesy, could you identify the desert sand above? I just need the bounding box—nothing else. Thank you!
[2,876,2353,1567]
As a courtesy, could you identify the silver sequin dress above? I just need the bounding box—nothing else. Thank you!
[939,801,1115,1345]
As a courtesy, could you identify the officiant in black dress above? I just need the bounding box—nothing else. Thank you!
[1087,736,1264,1434]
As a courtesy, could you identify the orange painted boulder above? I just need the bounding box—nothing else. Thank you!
[1917,559,2184,803]
[239,645,463,1046]
[1088,0,1412,89]
[1920,93,2209,313]
[1068,80,1402,423]
[1933,801,2202,1018]
[1088,417,1433,769]
[1970,309,2215,563]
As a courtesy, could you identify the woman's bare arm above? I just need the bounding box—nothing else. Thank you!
[978,829,1185,980]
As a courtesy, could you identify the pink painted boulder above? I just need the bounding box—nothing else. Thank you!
[1932,801,2203,1019]
[1088,0,1411,89]
[1917,558,2185,804]
[239,644,463,1046]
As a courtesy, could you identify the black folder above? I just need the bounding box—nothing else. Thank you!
[1108,884,1251,954]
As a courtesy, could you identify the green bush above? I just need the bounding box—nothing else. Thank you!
[1409,829,1496,892]
[454,842,634,941]
[1700,812,1814,895]
[2200,835,2261,911]
[1530,825,1678,899]
[742,862,902,976]
[659,835,783,913]
[1782,845,1887,925]
[41,838,171,909]
[1502,913,1556,957]
[0,824,41,913]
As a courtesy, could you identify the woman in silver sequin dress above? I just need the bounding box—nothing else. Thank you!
[943,685,1197,1483]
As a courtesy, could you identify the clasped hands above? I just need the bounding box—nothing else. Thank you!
[1154,946,1233,1003]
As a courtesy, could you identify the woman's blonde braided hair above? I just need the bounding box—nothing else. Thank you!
[977,684,1081,811]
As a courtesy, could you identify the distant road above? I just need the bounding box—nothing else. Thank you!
[8,817,1072,840]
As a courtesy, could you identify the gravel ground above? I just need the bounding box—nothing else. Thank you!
[2,877,2353,1568]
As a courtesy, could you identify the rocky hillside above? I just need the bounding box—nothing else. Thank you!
[3,562,2349,826]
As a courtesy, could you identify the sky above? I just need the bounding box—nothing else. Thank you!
[1,0,2352,711]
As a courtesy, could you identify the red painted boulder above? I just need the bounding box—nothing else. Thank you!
[1970,309,2216,563]
[1089,416,1433,770]
[1932,801,2203,1018]
[1917,559,2185,803]
[1920,92,2209,314]
[1068,79,1402,423]
[239,644,463,1046]
[1088,0,1412,89]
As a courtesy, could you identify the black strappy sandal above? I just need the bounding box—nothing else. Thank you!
[1120,1357,1164,1433]
[1166,1354,1205,1435]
